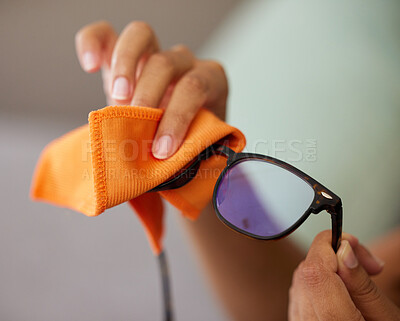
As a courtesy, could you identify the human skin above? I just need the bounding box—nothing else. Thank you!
[368,227,400,307]
[75,20,227,160]
[289,230,400,321]
[75,20,400,320]
[182,205,400,320]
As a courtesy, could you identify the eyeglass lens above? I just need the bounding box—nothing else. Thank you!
[215,159,315,237]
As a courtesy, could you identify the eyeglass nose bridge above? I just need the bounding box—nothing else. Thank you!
[149,143,232,193]
[206,144,237,162]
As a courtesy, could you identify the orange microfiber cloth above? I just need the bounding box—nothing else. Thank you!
[31,106,246,254]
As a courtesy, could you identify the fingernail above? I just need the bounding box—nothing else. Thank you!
[112,77,131,100]
[82,52,98,72]
[371,253,385,268]
[153,135,173,159]
[339,240,359,269]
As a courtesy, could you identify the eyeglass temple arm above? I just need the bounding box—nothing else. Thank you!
[330,203,343,253]
[150,144,234,192]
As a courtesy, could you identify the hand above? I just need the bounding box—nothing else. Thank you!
[289,230,400,321]
[75,20,228,159]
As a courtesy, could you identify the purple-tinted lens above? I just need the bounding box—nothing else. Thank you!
[215,159,315,237]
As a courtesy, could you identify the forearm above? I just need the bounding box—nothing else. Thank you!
[179,202,304,321]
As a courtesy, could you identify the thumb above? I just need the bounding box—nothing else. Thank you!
[337,240,400,321]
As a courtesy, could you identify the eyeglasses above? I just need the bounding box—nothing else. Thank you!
[150,143,343,321]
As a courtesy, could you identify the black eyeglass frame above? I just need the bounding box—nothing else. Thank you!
[150,143,342,321]
[151,143,343,252]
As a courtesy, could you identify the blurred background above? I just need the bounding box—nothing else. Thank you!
[1,0,399,320]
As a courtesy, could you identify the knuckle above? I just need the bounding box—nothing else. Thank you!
[113,51,133,66]
[355,277,380,302]
[201,59,228,96]
[132,95,153,107]
[149,53,175,72]
[168,110,193,127]
[206,60,225,73]
[300,261,329,288]
[172,43,190,53]
[127,21,153,36]
[172,44,194,59]
[182,73,208,93]
[96,20,113,30]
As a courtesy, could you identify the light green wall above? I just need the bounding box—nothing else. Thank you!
[199,0,400,247]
